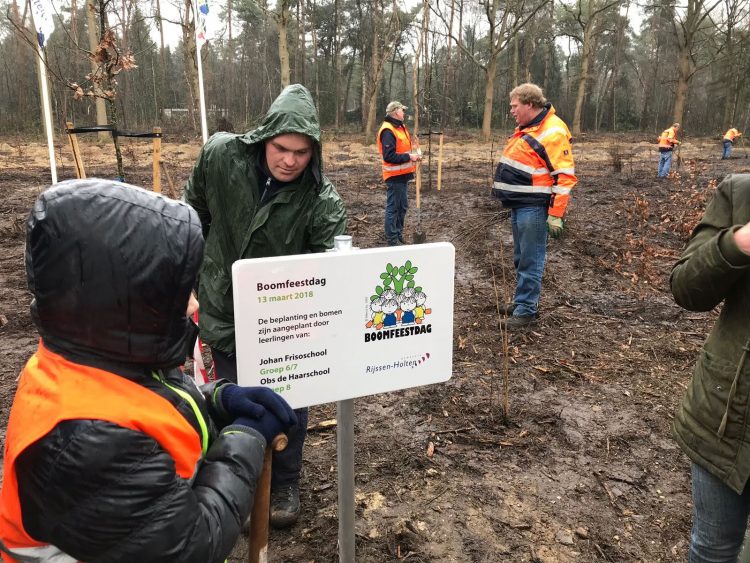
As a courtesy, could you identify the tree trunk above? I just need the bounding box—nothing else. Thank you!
[296,0,305,83]
[182,0,198,130]
[481,55,497,141]
[512,34,519,88]
[672,45,690,125]
[334,0,341,127]
[87,0,109,141]
[572,28,592,136]
[277,0,291,89]
[440,0,455,129]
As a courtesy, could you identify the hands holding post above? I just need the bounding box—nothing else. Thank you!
[218,384,297,444]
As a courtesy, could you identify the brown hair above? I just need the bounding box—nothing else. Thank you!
[509,83,546,108]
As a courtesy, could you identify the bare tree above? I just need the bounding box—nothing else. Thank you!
[432,0,550,140]
[559,0,620,135]
[671,0,722,125]
[362,0,403,142]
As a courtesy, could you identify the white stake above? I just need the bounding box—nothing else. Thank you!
[30,21,57,184]
[192,0,209,144]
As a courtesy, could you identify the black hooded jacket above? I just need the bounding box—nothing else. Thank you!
[13,180,264,562]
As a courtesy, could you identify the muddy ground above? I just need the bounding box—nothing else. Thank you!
[2,133,749,562]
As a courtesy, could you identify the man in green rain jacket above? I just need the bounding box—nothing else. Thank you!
[671,174,750,561]
[184,84,347,528]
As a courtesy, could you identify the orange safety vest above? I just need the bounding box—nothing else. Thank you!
[658,127,679,149]
[724,128,741,142]
[377,121,416,181]
[493,106,576,218]
[0,342,204,563]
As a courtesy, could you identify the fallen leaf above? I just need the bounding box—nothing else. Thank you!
[308,419,337,431]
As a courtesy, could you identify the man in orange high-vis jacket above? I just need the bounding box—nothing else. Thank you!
[377,101,422,246]
[0,179,296,563]
[657,123,680,177]
[492,83,577,330]
[722,127,742,159]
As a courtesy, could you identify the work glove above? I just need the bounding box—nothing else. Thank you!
[220,384,297,439]
[233,409,296,444]
[546,216,564,239]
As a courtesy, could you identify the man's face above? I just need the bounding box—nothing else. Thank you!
[509,97,536,126]
[265,133,314,182]
[392,107,405,121]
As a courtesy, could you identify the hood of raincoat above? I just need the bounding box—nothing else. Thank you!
[239,84,323,185]
[26,179,204,368]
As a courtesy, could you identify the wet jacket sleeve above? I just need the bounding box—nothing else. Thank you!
[308,183,348,252]
[184,145,212,241]
[16,419,265,563]
[671,175,750,312]
[380,129,410,164]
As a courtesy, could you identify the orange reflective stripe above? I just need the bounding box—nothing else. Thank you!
[0,342,202,555]
[377,122,416,180]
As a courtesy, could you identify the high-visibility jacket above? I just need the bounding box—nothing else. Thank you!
[492,105,576,218]
[658,127,679,150]
[724,128,742,142]
[0,342,204,562]
[377,121,417,181]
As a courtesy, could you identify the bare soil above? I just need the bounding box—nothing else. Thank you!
[2,133,749,562]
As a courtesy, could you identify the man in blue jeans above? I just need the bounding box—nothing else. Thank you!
[657,122,680,177]
[377,101,422,245]
[492,83,577,329]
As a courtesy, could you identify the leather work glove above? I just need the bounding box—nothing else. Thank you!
[546,216,564,239]
[220,384,297,427]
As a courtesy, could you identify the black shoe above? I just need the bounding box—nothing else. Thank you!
[501,315,537,330]
[499,303,516,316]
[398,234,405,244]
[270,484,300,528]
[387,239,403,246]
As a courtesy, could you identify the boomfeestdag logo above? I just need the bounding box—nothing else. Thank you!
[364,259,432,343]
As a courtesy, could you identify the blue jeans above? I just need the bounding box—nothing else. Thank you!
[510,206,548,317]
[723,140,732,159]
[658,150,673,177]
[385,178,408,244]
[689,462,750,563]
[211,347,307,488]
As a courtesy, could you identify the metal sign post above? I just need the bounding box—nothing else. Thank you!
[232,240,456,561]
[334,235,355,563]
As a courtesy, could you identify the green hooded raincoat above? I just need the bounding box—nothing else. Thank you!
[184,85,347,354]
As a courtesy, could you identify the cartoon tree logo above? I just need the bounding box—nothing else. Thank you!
[371,260,422,301]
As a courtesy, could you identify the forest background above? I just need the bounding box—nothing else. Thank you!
[1,0,748,144]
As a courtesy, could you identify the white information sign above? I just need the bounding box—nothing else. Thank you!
[233,242,455,408]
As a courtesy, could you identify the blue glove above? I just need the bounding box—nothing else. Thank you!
[220,384,297,426]
[233,411,294,444]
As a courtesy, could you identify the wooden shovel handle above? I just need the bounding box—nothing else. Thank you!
[248,434,287,563]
